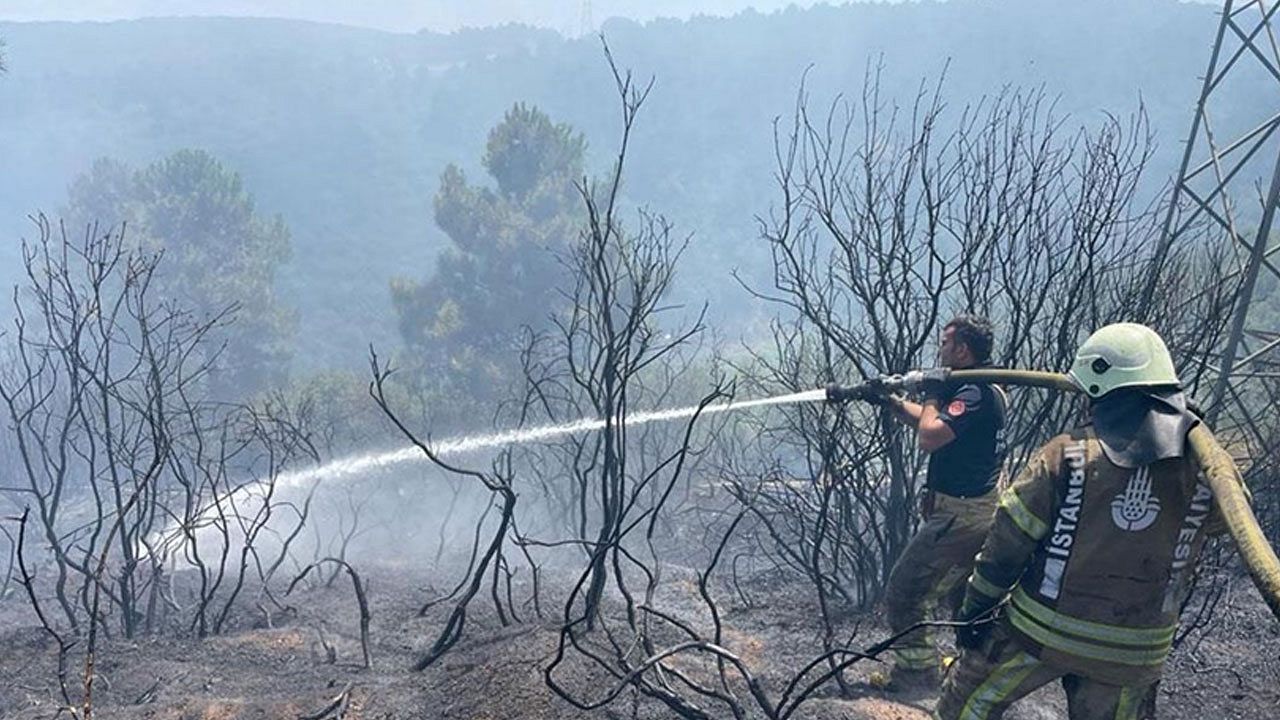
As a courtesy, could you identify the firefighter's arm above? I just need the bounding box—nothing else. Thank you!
[882,394,923,427]
[920,385,984,453]
[917,400,956,452]
[959,439,1062,618]
[881,394,957,451]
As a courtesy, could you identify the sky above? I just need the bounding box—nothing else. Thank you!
[0,1,847,35]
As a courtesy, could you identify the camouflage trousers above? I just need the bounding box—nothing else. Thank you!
[885,488,998,673]
[935,624,1153,719]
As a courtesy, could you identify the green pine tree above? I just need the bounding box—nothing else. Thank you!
[65,149,295,399]
[391,103,586,399]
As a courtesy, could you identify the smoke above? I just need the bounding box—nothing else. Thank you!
[0,1,831,34]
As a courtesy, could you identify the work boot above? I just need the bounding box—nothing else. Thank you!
[866,665,940,696]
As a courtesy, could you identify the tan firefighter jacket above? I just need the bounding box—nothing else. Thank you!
[959,426,1238,685]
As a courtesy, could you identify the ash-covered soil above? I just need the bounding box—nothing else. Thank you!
[1,561,1276,719]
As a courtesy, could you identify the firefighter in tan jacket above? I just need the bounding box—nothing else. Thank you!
[936,323,1240,720]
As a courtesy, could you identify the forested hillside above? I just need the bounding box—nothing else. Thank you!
[0,0,1248,370]
[3,6,1280,719]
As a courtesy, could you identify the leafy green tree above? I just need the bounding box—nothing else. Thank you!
[391,103,585,398]
[65,150,295,398]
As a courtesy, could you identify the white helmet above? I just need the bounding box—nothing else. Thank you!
[1069,323,1179,399]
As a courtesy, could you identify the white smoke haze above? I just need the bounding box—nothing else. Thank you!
[0,4,1275,717]
[1,0,835,34]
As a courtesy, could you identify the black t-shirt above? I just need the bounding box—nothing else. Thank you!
[925,382,1007,497]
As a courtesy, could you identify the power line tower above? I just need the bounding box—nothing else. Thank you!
[1148,0,1280,426]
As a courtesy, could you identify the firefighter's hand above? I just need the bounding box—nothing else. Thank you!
[955,621,991,650]
[954,606,995,650]
[918,367,950,402]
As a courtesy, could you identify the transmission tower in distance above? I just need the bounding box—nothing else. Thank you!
[1148,0,1280,426]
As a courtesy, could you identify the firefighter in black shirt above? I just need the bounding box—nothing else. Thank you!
[864,315,1008,692]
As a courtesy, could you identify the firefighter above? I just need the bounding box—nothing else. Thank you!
[863,315,1009,692]
[935,322,1238,720]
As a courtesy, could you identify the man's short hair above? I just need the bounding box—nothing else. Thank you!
[946,314,995,365]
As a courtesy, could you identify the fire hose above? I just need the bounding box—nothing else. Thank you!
[825,367,1280,620]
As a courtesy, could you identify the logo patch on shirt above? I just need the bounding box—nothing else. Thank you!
[947,399,966,416]
[1111,466,1161,532]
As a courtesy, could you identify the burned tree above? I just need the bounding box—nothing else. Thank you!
[529,48,738,714]
[0,216,322,715]
[529,64,1251,717]
[0,217,219,639]
[368,349,523,671]
[740,70,1239,610]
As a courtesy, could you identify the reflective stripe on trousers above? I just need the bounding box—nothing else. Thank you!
[936,624,1152,720]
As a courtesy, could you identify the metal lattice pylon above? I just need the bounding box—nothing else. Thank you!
[1144,0,1280,426]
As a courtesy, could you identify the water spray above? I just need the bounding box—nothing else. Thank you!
[157,388,832,551]
[266,387,831,493]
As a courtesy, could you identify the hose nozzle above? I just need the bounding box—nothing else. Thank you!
[825,383,866,403]
[826,368,952,403]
